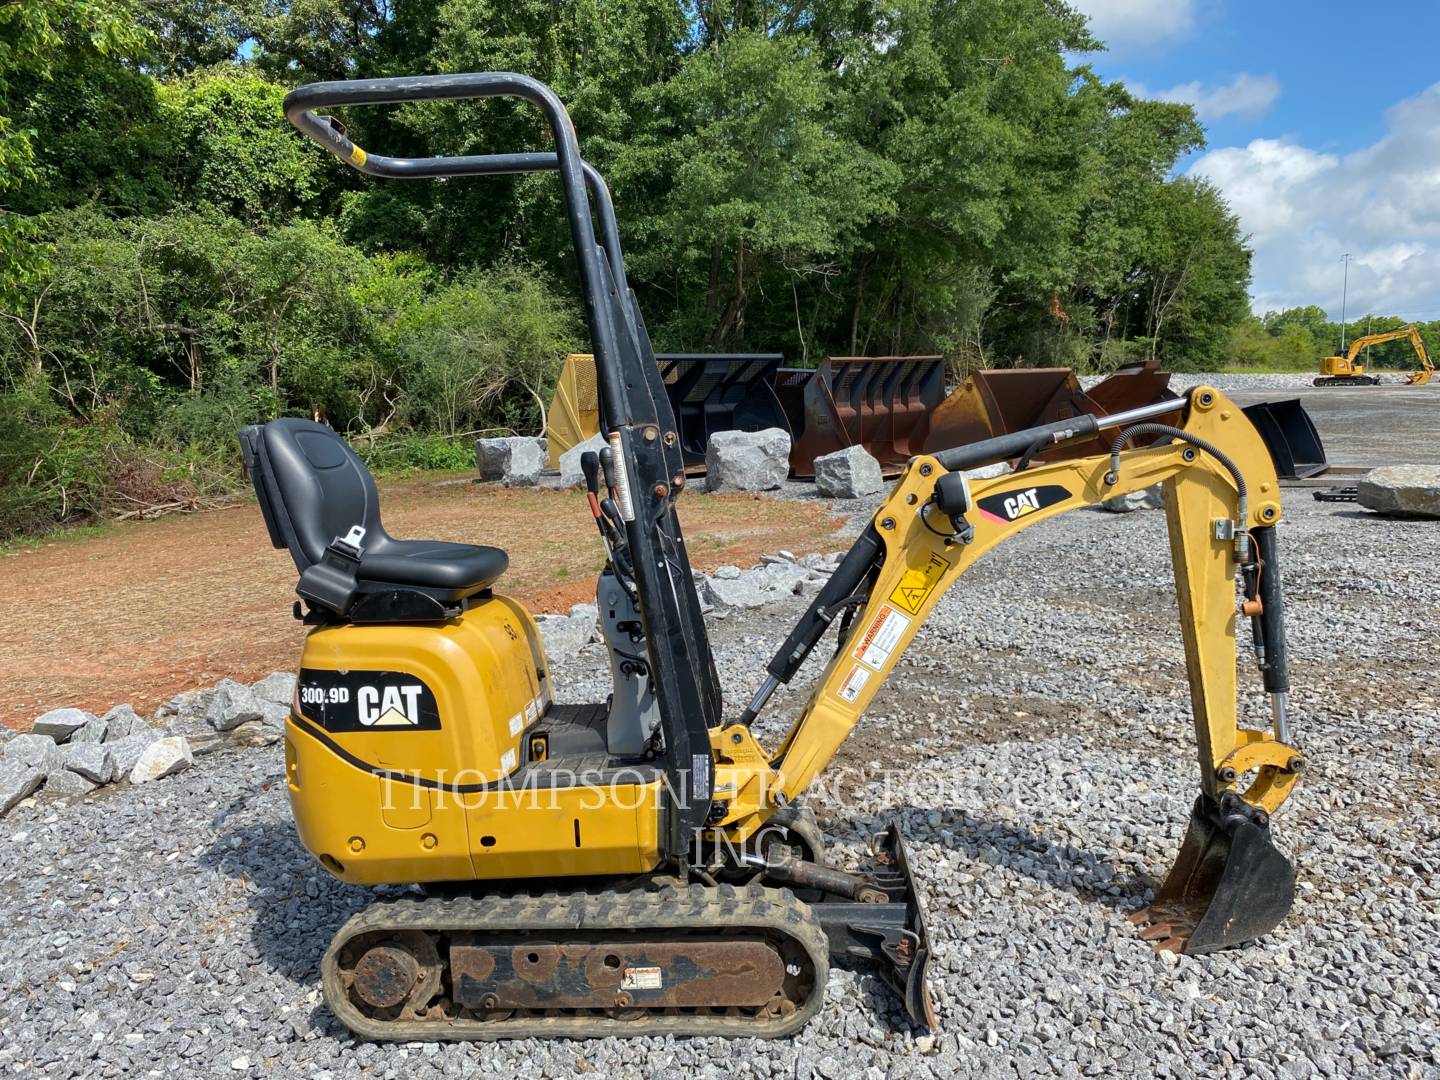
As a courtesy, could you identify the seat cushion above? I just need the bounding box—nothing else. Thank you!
[359,540,508,593]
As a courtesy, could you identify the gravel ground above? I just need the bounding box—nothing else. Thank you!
[3,393,1439,1077]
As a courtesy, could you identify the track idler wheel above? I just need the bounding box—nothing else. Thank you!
[1130,793,1295,955]
[339,931,442,1021]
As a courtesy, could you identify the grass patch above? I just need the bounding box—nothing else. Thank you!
[1,522,115,553]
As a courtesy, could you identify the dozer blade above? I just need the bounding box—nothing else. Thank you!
[1241,399,1329,480]
[785,357,946,477]
[921,361,1176,461]
[1130,794,1296,955]
[802,824,938,1030]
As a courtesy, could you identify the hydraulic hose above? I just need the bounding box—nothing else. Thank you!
[1106,423,1249,548]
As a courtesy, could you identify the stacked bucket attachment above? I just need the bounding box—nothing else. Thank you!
[921,360,1177,462]
[545,352,792,470]
[655,353,789,470]
[543,356,1325,494]
[778,356,946,476]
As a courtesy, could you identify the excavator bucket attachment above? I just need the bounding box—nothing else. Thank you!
[784,356,946,477]
[1130,795,1296,955]
[922,361,1176,460]
[546,353,601,468]
[544,353,791,470]
[1241,400,1328,479]
[656,354,790,470]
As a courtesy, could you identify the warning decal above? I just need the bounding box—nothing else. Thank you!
[852,606,911,672]
[838,664,871,703]
[622,967,663,990]
[888,551,952,615]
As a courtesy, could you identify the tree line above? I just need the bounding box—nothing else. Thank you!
[4,0,1264,538]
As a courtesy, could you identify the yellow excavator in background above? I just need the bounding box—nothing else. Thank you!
[1314,323,1435,386]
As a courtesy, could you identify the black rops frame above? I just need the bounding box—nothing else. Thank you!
[284,73,722,865]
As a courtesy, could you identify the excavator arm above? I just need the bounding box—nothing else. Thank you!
[1403,325,1434,385]
[711,386,1302,956]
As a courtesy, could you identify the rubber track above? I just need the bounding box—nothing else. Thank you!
[322,883,830,1041]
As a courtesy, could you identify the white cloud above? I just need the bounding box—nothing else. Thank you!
[1069,0,1196,51]
[1136,73,1282,122]
[1189,82,1440,318]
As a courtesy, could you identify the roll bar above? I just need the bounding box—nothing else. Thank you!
[282,72,631,428]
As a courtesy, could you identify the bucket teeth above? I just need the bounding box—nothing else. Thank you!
[1127,906,1198,953]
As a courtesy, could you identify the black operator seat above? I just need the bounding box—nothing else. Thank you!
[240,418,506,619]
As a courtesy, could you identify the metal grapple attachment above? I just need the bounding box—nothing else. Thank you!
[1130,793,1296,955]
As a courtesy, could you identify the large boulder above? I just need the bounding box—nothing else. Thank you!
[0,761,46,816]
[536,603,600,659]
[205,678,264,732]
[700,561,813,610]
[558,432,609,488]
[43,769,97,798]
[108,731,166,777]
[475,436,545,487]
[70,715,109,744]
[229,720,282,747]
[130,736,194,784]
[4,733,60,772]
[31,708,94,743]
[814,445,884,499]
[1101,484,1164,514]
[102,704,149,742]
[1357,465,1440,519]
[705,428,791,493]
[250,672,296,708]
[60,742,115,784]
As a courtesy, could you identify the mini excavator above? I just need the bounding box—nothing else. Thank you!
[241,74,1305,1041]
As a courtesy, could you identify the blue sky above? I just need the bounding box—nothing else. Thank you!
[1070,0,1440,321]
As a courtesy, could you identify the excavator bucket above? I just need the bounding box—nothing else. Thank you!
[546,353,602,469]
[784,356,946,477]
[922,361,1176,460]
[545,353,791,470]
[1241,400,1328,479]
[656,354,790,470]
[1130,795,1296,955]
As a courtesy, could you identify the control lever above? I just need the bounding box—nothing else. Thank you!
[598,446,619,498]
[581,450,626,548]
[581,451,606,524]
[581,450,601,496]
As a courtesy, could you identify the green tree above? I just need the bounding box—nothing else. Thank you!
[158,70,334,223]
[0,0,148,299]
[618,28,898,352]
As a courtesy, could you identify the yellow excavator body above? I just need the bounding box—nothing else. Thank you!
[259,71,1306,1044]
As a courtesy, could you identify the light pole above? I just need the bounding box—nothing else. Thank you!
[1339,253,1351,353]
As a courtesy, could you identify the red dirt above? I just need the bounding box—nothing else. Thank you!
[0,477,845,731]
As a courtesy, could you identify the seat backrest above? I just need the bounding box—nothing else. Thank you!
[240,418,383,572]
